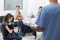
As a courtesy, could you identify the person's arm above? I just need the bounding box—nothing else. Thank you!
[30,24,44,32]
[14,16,17,20]
[30,7,47,32]
[20,15,24,20]
[5,26,13,34]
[14,14,18,20]
[15,12,24,20]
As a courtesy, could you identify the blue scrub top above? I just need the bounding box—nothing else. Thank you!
[35,4,60,40]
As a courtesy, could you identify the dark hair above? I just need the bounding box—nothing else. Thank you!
[39,6,42,8]
[3,13,13,23]
[16,5,20,8]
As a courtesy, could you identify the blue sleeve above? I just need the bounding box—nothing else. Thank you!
[35,7,47,28]
[1,23,7,28]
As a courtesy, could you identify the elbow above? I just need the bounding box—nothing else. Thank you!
[37,29,44,32]
[36,27,44,32]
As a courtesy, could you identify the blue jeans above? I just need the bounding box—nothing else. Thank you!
[18,21,24,34]
[32,30,36,37]
[14,21,24,36]
[14,21,36,37]
[7,32,22,40]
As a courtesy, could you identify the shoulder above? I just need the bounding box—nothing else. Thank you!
[42,4,51,11]
[43,4,60,10]
[1,22,7,27]
[41,4,55,14]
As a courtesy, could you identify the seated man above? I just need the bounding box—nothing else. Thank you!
[15,5,36,39]
[15,5,24,36]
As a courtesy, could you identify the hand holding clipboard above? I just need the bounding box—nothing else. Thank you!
[27,16,31,23]
[27,16,34,26]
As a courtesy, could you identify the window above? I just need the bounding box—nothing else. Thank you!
[4,0,23,10]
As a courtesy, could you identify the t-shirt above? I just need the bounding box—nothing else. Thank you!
[35,4,60,40]
[16,12,23,20]
[1,22,13,37]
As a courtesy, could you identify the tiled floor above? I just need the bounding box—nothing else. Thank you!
[0,33,3,40]
[23,33,36,40]
[0,32,42,40]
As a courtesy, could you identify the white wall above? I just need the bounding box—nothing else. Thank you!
[28,0,49,15]
[0,0,60,16]
[0,0,4,16]
[58,0,60,3]
[0,0,49,16]
[0,0,29,16]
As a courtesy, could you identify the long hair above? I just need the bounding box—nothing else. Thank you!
[3,13,13,23]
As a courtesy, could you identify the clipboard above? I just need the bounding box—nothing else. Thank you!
[27,16,31,23]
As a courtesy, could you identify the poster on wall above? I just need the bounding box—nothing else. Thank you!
[4,0,23,10]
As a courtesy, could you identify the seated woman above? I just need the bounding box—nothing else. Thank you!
[1,13,22,40]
